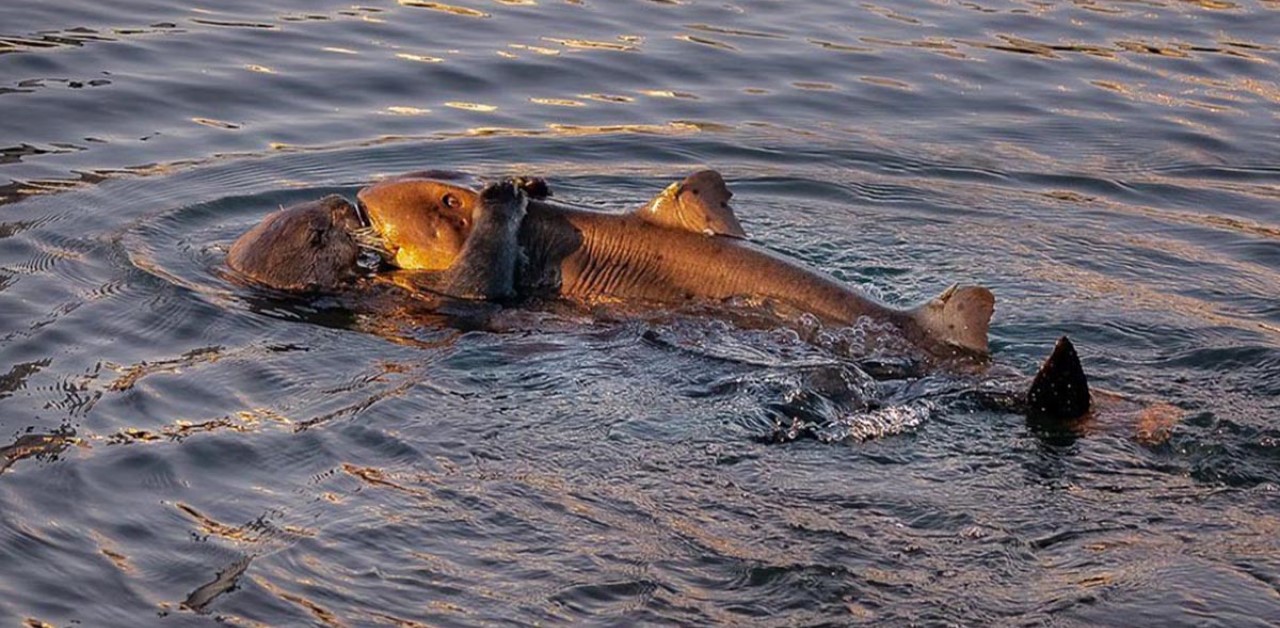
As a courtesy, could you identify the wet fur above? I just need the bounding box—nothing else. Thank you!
[432,181,527,300]
[226,195,364,292]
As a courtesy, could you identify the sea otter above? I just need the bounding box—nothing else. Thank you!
[226,180,529,300]
[226,194,365,293]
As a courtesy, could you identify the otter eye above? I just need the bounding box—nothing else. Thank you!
[442,193,461,210]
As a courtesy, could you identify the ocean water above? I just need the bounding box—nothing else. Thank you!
[2,1,1279,625]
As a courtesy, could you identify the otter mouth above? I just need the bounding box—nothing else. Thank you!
[353,197,372,229]
[351,198,396,270]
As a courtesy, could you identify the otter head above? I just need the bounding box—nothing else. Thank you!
[356,171,485,271]
[227,194,365,292]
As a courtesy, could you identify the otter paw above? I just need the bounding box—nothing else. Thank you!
[480,179,520,205]
[478,179,529,222]
[512,176,551,199]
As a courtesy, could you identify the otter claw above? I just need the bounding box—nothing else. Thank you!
[480,179,529,210]
[512,176,551,199]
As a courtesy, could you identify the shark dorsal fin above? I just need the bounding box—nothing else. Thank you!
[637,170,747,238]
[1026,336,1093,426]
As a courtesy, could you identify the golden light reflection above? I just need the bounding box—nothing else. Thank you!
[105,408,292,445]
[191,117,240,130]
[808,39,873,53]
[684,23,786,39]
[342,463,433,499]
[252,577,345,627]
[462,126,544,138]
[394,52,443,63]
[793,81,838,91]
[445,101,498,112]
[543,37,638,52]
[110,346,224,391]
[175,502,314,544]
[189,19,276,29]
[1116,40,1189,58]
[639,89,699,99]
[509,43,560,56]
[1090,79,1238,113]
[577,93,634,103]
[859,76,913,90]
[546,121,714,135]
[860,3,923,25]
[529,97,585,107]
[674,34,737,51]
[397,0,490,18]
[88,530,134,574]
[176,503,258,542]
[372,610,436,627]
[1,432,81,474]
[294,378,416,432]
[385,106,431,115]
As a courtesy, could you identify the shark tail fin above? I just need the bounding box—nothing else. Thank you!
[911,284,995,355]
[1026,336,1092,425]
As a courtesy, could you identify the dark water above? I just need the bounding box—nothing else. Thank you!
[3,0,1280,625]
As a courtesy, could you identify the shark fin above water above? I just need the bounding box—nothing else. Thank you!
[1026,335,1092,426]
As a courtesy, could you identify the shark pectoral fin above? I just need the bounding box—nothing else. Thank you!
[911,284,994,355]
[1026,336,1093,426]
[637,170,748,238]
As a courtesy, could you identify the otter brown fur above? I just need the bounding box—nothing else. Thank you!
[403,180,528,300]
[228,182,528,300]
[227,195,364,292]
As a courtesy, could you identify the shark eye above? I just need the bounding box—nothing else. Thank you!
[442,193,461,210]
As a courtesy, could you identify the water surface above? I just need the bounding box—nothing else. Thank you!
[2,0,1279,625]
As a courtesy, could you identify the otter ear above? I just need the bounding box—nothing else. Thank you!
[636,170,747,238]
